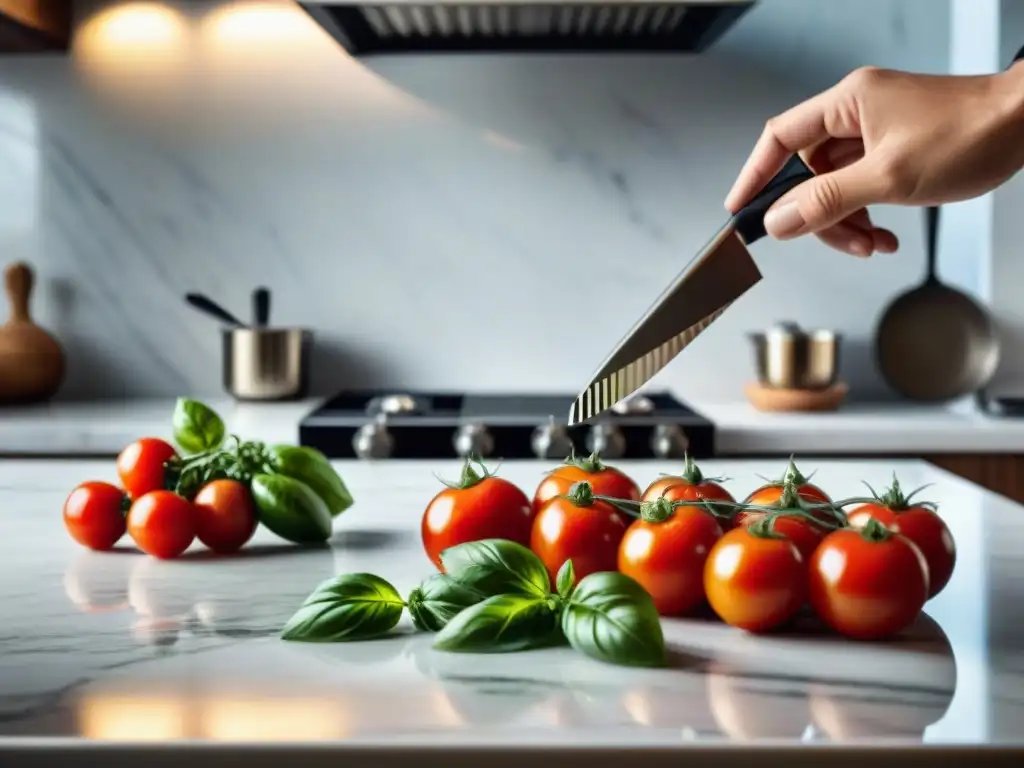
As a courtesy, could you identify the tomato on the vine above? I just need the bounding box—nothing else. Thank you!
[618,497,723,616]
[744,458,831,508]
[734,481,837,562]
[422,458,533,571]
[533,451,640,515]
[531,481,630,587]
[847,476,956,599]
[63,481,128,551]
[193,479,258,554]
[127,490,197,560]
[808,520,928,640]
[704,519,806,633]
[117,438,177,500]
[641,454,736,527]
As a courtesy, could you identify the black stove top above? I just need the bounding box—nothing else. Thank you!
[299,390,714,461]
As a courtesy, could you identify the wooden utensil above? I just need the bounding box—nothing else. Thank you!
[0,262,65,404]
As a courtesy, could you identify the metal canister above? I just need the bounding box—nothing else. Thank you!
[222,327,311,401]
[749,322,840,390]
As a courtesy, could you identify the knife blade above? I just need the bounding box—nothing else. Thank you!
[569,154,815,426]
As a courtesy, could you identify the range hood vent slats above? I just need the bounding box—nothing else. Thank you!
[300,2,753,56]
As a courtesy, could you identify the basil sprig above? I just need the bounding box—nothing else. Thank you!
[281,538,667,668]
[171,397,226,455]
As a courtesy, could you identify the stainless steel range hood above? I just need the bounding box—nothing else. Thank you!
[298,0,754,56]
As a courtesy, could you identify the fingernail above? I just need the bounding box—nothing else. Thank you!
[763,202,805,239]
[850,240,871,257]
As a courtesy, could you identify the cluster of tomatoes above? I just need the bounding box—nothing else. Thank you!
[420,454,957,642]
[63,437,257,560]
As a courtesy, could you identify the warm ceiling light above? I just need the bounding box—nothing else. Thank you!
[200,1,314,45]
[78,694,190,740]
[76,3,187,51]
[200,697,351,741]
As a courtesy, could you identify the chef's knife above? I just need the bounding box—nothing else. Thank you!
[569,154,815,426]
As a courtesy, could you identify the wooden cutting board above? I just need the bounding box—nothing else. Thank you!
[0,261,65,403]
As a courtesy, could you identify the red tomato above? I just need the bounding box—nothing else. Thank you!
[193,479,258,554]
[704,525,806,633]
[531,482,629,587]
[641,455,736,528]
[63,481,127,551]
[117,438,177,500]
[744,458,831,507]
[127,490,197,560]
[422,459,533,571]
[619,503,723,616]
[846,478,956,599]
[735,510,826,563]
[533,451,640,515]
[808,521,929,640]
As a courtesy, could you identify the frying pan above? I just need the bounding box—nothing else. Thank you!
[874,205,1000,402]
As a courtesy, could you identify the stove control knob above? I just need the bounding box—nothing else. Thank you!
[453,422,494,459]
[531,417,574,460]
[586,422,626,459]
[352,414,394,460]
[650,424,689,459]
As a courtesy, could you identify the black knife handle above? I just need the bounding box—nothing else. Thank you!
[731,154,815,245]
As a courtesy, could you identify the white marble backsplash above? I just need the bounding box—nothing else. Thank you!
[0,0,953,402]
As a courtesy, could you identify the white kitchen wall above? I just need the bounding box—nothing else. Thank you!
[0,0,954,402]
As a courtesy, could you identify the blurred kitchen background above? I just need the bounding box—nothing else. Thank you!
[0,0,1019,404]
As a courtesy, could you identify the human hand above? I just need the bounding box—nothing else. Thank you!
[725,64,1024,257]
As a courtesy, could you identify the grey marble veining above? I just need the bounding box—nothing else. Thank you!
[0,1,957,403]
[0,457,1021,750]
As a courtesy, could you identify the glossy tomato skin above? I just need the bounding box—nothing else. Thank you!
[531,498,629,587]
[422,477,533,571]
[735,511,825,563]
[808,528,928,640]
[642,476,736,528]
[193,479,258,554]
[63,481,127,551]
[127,490,197,560]
[619,507,723,616]
[704,527,806,633]
[117,438,177,500]
[533,465,640,515]
[847,503,955,599]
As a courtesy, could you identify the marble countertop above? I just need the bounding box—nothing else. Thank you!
[0,457,1021,763]
[2,396,1024,457]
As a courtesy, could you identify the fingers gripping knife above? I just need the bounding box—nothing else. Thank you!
[569,155,815,426]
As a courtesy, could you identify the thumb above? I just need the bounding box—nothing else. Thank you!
[763,159,885,239]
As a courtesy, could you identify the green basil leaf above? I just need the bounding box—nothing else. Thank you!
[433,594,561,653]
[555,559,576,599]
[440,539,550,598]
[407,573,486,632]
[171,398,225,454]
[562,572,666,668]
[281,573,404,642]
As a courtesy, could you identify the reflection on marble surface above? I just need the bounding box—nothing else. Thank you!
[0,458,1021,746]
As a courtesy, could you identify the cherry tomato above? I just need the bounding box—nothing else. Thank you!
[704,524,806,633]
[531,481,629,587]
[533,451,640,515]
[116,438,177,500]
[745,458,831,507]
[619,503,723,616]
[422,459,533,571]
[127,490,197,560]
[193,479,258,554]
[63,481,127,551]
[846,477,956,599]
[735,510,826,563]
[808,521,928,640]
[641,455,736,527]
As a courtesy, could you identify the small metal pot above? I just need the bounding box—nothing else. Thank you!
[749,322,840,390]
[222,327,311,401]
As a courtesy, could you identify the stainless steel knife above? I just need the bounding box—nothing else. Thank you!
[569,154,815,426]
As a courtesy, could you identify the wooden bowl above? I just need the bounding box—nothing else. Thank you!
[744,382,847,413]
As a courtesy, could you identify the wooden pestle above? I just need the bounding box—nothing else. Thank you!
[0,262,65,403]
